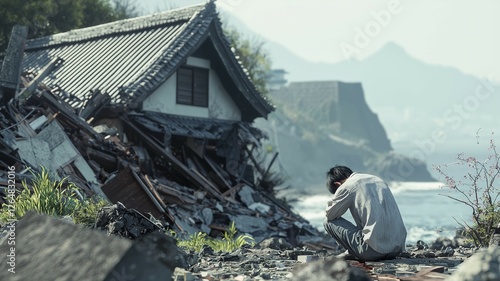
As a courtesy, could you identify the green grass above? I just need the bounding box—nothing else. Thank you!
[176,221,255,253]
[72,196,111,226]
[0,167,110,226]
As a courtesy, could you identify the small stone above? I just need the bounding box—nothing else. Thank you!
[199,245,213,256]
[232,215,267,233]
[258,237,293,250]
[260,272,271,279]
[238,185,255,207]
[202,208,213,225]
[416,240,429,250]
[291,256,371,281]
[441,246,455,257]
[248,202,271,214]
[431,237,454,250]
[297,255,319,263]
[215,202,224,212]
[423,251,436,258]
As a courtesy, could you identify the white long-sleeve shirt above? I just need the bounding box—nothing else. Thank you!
[325,173,407,253]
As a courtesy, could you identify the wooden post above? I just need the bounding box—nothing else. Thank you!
[0,25,28,103]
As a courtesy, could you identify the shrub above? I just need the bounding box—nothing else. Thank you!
[177,221,255,253]
[0,167,80,223]
[177,232,209,252]
[0,167,110,227]
[72,196,111,226]
[433,132,500,247]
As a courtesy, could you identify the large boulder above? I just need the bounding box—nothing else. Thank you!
[0,212,186,281]
[446,246,500,281]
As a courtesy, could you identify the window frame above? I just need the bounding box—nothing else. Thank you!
[176,66,209,107]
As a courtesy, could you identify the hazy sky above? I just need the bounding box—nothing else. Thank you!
[141,0,500,82]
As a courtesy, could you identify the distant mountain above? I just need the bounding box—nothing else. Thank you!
[264,40,499,155]
[222,12,500,180]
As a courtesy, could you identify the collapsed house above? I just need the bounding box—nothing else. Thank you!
[0,2,326,246]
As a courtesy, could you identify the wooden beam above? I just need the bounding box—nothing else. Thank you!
[121,116,223,201]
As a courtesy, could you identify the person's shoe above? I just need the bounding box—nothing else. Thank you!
[336,250,358,260]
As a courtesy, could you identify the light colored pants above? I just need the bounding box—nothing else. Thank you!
[323,217,401,261]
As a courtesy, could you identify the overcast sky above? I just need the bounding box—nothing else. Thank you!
[141,0,500,82]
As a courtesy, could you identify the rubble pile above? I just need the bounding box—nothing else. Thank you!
[0,70,324,247]
[94,202,163,239]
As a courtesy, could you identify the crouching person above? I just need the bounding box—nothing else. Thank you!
[324,165,407,261]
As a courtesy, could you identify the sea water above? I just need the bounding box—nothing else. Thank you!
[290,181,472,245]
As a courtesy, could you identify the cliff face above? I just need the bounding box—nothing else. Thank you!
[254,81,435,185]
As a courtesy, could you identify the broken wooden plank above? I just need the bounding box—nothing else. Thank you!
[78,90,111,121]
[18,57,63,101]
[130,168,166,215]
[155,183,196,205]
[33,90,103,141]
[0,25,27,103]
[142,174,168,211]
[85,147,118,172]
[244,144,265,177]
[8,103,37,137]
[121,116,223,201]
[261,151,279,183]
[203,155,232,191]
[221,183,244,198]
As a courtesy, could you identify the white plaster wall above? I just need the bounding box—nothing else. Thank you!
[142,57,241,121]
[208,70,240,121]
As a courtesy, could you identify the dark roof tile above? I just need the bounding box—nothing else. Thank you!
[22,2,273,119]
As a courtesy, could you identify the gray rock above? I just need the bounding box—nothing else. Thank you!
[416,240,429,250]
[258,237,293,250]
[232,215,268,234]
[0,212,181,281]
[94,203,161,239]
[291,256,371,281]
[438,246,455,257]
[238,185,255,207]
[446,247,500,281]
[201,208,213,225]
[200,224,211,235]
[248,202,271,214]
[431,237,454,250]
[489,225,500,247]
[93,124,118,136]
[132,230,189,270]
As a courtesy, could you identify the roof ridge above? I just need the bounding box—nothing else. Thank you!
[25,3,207,50]
[122,2,218,104]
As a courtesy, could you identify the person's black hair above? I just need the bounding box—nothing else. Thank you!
[326,165,353,194]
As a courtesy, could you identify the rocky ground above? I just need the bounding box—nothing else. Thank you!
[0,212,499,281]
[173,237,497,281]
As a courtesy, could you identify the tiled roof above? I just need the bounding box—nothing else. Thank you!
[22,2,273,119]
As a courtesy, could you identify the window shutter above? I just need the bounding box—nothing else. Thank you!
[176,66,209,107]
[193,68,208,107]
[177,68,193,105]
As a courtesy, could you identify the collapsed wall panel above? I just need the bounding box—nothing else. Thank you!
[101,166,165,218]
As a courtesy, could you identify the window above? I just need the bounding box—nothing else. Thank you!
[176,66,209,107]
